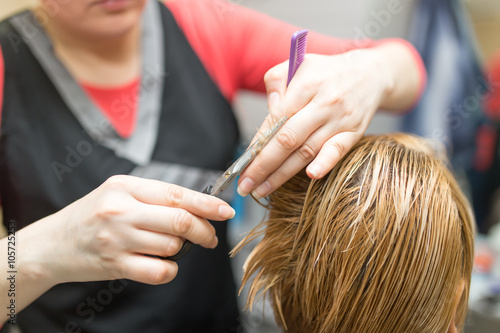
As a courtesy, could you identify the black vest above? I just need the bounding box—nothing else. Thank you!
[0,4,240,332]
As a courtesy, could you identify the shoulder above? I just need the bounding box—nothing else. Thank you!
[162,0,254,100]
[164,0,225,24]
[163,0,230,46]
[164,0,272,33]
[164,0,238,17]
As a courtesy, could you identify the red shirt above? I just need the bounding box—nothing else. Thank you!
[0,0,426,138]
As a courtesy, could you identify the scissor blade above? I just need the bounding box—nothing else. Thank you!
[210,116,287,197]
[211,162,239,196]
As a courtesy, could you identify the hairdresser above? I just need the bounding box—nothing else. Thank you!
[0,0,425,331]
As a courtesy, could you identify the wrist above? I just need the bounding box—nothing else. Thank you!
[371,43,399,109]
[337,46,397,112]
[17,216,65,288]
[0,217,64,321]
[371,39,423,111]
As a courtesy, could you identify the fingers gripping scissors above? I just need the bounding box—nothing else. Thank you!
[164,29,308,261]
[163,116,287,261]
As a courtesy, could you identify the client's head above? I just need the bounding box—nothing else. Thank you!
[234,133,475,333]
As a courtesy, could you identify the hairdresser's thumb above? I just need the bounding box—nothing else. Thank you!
[268,92,281,110]
[264,62,288,112]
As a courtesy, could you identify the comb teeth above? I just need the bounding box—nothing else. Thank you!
[287,30,309,86]
[295,36,307,71]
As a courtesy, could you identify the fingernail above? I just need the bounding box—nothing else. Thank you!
[268,92,280,110]
[252,181,271,200]
[307,164,322,179]
[237,177,255,197]
[218,205,236,220]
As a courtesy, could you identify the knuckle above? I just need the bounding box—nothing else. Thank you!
[95,229,117,254]
[343,105,355,118]
[271,169,288,184]
[331,95,356,117]
[330,140,347,157]
[275,128,299,151]
[249,160,269,178]
[173,210,193,235]
[165,238,183,257]
[297,143,316,162]
[103,175,128,191]
[264,67,280,83]
[194,194,210,212]
[325,94,344,109]
[95,197,122,222]
[149,264,176,285]
[164,185,183,208]
[302,78,319,94]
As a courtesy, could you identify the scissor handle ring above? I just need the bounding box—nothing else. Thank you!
[162,240,193,261]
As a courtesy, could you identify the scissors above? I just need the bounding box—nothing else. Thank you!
[163,115,288,261]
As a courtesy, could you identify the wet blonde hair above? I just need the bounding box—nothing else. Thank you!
[233,133,475,333]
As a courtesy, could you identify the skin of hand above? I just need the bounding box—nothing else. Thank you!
[0,175,235,324]
[237,41,421,199]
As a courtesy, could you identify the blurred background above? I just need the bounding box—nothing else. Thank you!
[0,0,499,332]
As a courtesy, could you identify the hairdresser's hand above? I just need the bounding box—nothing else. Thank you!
[238,41,421,198]
[20,176,235,289]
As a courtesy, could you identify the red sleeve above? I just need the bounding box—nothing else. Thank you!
[165,0,426,104]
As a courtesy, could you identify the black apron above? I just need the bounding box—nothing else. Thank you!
[0,2,240,332]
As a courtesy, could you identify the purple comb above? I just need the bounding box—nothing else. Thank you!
[287,29,309,86]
